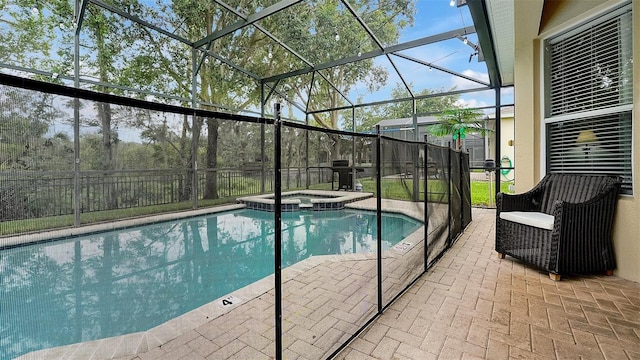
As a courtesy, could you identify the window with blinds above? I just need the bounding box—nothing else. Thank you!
[546,112,632,192]
[544,3,633,195]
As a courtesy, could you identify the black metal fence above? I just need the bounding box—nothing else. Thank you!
[0,166,341,221]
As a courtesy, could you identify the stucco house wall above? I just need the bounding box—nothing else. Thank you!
[513,0,639,282]
[486,108,515,182]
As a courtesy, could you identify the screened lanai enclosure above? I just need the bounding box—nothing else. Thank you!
[1,0,505,359]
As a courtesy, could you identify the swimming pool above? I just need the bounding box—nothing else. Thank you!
[0,208,421,359]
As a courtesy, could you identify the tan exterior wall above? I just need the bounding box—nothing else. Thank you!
[626,0,640,283]
[514,0,544,191]
[500,117,515,182]
[513,0,640,282]
[540,0,611,30]
[487,115,515,182]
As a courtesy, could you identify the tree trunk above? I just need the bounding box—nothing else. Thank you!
[179,114,192,201]
[204,118,219,199]
[330,134,342,160]
[161,118,169,168]
[97,102,118,209]
[285,138,293,189]
[94,16,117,209]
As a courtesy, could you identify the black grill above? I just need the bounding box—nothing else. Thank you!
[331,160,361,190]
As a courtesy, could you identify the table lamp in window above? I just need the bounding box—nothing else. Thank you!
[576,130,598,155]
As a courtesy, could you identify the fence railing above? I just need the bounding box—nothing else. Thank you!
[0,167,340,221]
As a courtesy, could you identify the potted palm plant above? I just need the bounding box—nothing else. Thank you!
[429,108,492,150]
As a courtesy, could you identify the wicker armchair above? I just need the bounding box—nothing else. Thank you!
[496,174,621,281]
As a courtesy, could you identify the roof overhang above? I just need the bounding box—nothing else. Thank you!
[467,0,514,87]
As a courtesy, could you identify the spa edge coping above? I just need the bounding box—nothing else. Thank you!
[236,189,373,205]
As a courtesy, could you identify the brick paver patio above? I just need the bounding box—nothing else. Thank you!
[337,208,640,360]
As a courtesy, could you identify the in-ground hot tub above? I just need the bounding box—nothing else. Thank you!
[237,190,373,211]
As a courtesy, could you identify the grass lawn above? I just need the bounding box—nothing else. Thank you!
[0,197,236,236]
[311,177,513,206]
[471,181,513,207]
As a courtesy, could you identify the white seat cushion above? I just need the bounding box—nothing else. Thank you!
[499,211,555,230]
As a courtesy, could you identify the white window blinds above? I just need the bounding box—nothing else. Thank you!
[544,3,633,195]
[545,5,633,117]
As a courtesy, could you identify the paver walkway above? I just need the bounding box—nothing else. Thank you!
[337,208,640,360]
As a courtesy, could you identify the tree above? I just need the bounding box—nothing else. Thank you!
[352,85,460,134]
[429,108,491,150]
[0,88,57,170]
[0,0,73,74]
[74,3,145,208]
[3,0,423,199]
[382,86,460,120]
[274,1,416,159]
[120,0,419,192]
[120,0,286,199]
[309,0,415,128]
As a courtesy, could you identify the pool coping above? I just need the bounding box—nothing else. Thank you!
[14,198,427,360]
[0,204,246,249]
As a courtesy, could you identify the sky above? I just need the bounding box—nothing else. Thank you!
[346,0,514,116]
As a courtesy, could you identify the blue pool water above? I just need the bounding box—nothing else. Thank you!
[0,208,421,359]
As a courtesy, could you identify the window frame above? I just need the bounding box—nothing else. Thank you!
[541,1,634,195]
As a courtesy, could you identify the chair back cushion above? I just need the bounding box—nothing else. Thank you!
[540,174,618,214]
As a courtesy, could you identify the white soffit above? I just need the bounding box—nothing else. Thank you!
[485,0,514,86]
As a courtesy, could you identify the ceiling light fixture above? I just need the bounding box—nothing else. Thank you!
[456,34,478,52]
